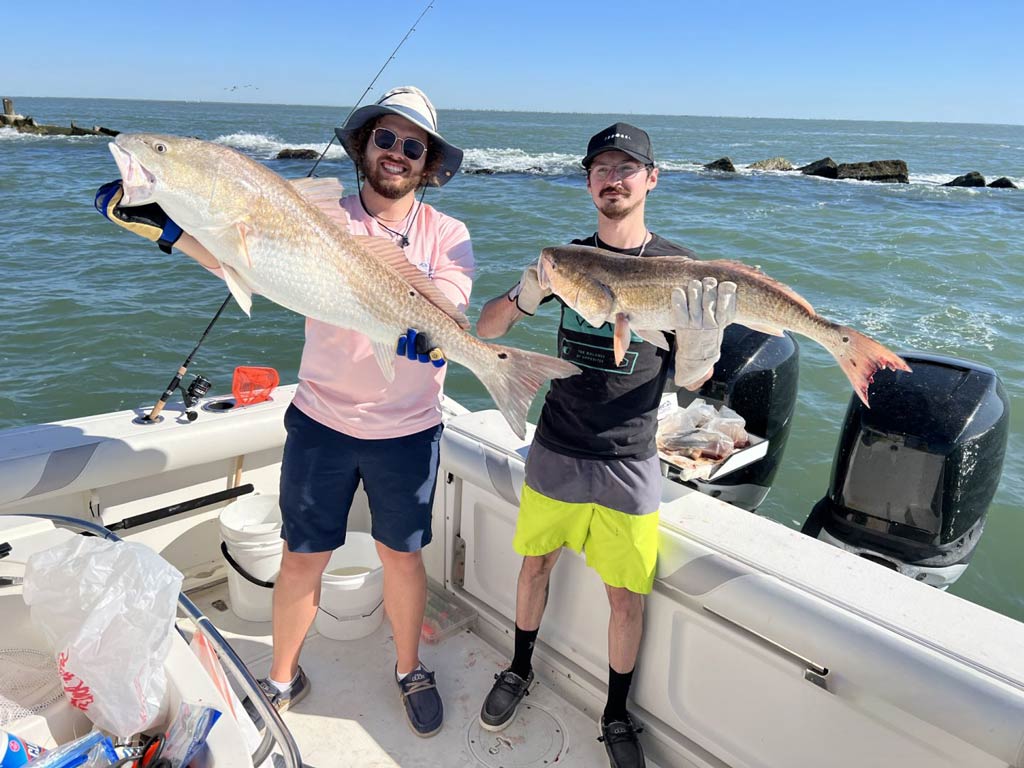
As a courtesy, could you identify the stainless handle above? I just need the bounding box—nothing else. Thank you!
[703,605,831,691]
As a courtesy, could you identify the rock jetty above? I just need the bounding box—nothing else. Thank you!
[944,171,986,187]
[704,157,736,172]
[749,157,793,171]
[275,148,319,160]
[1,97,119,137]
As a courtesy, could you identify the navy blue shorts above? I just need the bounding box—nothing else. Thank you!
[278,404,442,554]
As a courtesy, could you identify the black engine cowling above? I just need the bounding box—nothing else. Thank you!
[803,352,1009,588]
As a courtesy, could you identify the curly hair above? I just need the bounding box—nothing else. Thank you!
[350,117,444,188]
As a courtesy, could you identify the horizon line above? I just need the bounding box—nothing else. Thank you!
[6,94,1023,129]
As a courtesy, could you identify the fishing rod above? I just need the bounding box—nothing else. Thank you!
[143,294,232,422]
[142,1,434,422]
[306,0,435,179]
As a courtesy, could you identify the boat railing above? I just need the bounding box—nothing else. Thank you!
[19,513,302,768]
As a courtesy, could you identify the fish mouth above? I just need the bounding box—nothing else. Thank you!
[108,141,156,206]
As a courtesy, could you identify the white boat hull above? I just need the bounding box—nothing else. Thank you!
[1,388,1022,767]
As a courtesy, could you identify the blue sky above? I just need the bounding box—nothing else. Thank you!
[6,0,1022,124]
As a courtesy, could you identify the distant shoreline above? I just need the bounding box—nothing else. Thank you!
[8,95,1024,129]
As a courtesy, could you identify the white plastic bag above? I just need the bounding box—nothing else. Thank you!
[21,536,183,738]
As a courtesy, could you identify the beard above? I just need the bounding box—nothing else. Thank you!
[363,160,422,200]
[595,189,643,221]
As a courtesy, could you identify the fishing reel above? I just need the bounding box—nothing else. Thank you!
[180,375,212,421]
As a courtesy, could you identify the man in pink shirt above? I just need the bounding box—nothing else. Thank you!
[95,86,472,737]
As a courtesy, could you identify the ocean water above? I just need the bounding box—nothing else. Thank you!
[2,97,1022,621]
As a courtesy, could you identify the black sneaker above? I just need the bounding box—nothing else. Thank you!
[479,667,534,731]
[397,665,444,737]
[598,714,646,768]
[241,666,310,729]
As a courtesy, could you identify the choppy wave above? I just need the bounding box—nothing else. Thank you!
[461,148,580,175]
[211,132,346,161]
[0,127,105,144]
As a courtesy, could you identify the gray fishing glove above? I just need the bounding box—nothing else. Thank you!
[671,277,738,389]
[507,264,550,316]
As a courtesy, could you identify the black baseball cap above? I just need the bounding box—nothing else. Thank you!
[581,122,654,168]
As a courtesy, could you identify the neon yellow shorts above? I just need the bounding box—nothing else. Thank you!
[513,483,660,594]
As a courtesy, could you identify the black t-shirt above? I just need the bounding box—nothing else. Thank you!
[533,233,697,460]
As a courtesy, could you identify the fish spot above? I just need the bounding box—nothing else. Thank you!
[841,335,850,343]
[408,290,416,297]
[497,352,508,360]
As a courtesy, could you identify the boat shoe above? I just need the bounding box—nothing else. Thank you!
[479,667,534,731]
[242,666,310,729]
[397,664,444,737]
[598,713,646,768]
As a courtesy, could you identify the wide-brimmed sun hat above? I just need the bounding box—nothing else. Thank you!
[335,86,463,187]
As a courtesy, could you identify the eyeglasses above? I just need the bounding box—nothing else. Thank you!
[589,163,650,182]
[371,127,427,161]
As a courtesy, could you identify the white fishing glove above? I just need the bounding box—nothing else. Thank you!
[507,264,551,316]
[672,277,738,389]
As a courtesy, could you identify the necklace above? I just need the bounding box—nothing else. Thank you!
[358,189,424,248]
[596,230,650,257]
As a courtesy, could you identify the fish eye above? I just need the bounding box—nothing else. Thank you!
[154,142,167,153]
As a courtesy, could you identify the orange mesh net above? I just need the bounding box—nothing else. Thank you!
[232,366,280,406]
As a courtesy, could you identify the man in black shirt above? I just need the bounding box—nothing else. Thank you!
[476,123,734,768]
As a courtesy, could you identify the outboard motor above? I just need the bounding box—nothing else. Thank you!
[803,353,1009,589]
[675,325,800,511]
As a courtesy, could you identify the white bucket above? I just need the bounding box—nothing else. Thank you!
[314,533,384,641]
[219,494,283,622]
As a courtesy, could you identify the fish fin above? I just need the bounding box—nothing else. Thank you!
[472,343,581,440]
[221,264,253,316]
[706,257,816,315]
[372,339,396,382]
[234,222,254,268]
[830,325,912,407]
[613,313,631,365]
[354,235,471,330]
[635,328,670,351]
[289,177,350,228]
[743,321,786,337]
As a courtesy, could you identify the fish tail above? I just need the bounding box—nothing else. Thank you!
[832,325,912,407]
[465,343,581,439]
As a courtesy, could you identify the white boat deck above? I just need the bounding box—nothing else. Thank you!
[186,580,666,768]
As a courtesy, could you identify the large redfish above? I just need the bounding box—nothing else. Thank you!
[108,133,580,439]
[537,244,910,405]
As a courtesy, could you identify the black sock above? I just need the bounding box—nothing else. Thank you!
[509,625,538,679]
[603,666,634,723]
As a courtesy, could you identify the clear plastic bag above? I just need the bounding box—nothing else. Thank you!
[657,398,751,480]
[657,399,749,459]
[21,537,183,738]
